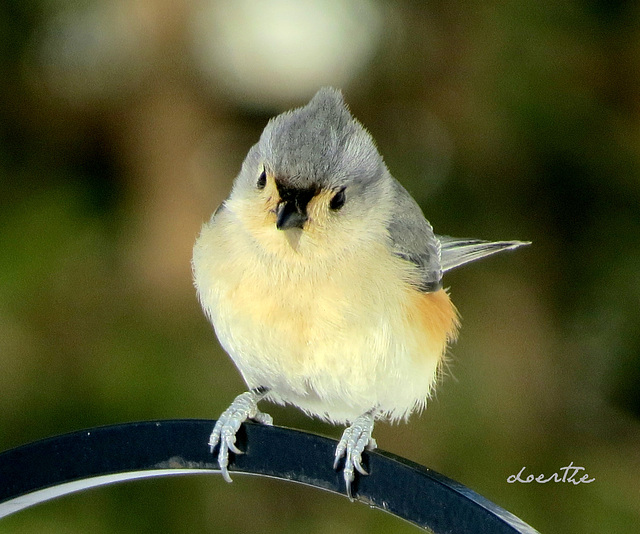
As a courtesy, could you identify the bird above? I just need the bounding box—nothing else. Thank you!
[192,87,529,498]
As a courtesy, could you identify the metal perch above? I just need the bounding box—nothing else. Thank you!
[0,420,539,533]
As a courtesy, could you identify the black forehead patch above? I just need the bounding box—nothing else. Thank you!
[276,181,319,212]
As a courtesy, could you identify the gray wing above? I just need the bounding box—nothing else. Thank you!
[386,178,443,292]
[386,179,531,292]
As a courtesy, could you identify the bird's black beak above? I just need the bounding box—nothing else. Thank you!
[274,183,316,230]
[276,201,307,230]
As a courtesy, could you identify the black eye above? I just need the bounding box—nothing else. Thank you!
[257,168,267,189]
[329,187,346,210]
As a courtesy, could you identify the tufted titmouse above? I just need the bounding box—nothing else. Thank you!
[192,87,529,498]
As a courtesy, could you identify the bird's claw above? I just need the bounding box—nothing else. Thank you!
[209,390,272,483]
[334,412,377,500]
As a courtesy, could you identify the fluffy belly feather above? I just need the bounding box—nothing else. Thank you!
[193,214,457,424]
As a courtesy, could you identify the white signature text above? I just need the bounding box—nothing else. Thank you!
[507,462,595,485]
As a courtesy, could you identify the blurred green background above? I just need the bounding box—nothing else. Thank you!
[1,1,639,532]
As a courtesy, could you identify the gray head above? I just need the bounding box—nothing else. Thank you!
[226,88,394,258]
[259,87,382,191]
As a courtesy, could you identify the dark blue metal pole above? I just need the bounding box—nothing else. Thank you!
[0,420,539,533]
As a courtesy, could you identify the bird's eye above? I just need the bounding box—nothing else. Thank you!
[329,187,346,210]
[257,168,267,189]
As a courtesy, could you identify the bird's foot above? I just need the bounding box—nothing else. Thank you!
[209,389,272,482]
[333,411,377,500]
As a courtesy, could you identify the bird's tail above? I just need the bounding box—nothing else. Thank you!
[438,236,530,273]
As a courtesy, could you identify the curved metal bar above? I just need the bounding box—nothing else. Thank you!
[0,420,539,533]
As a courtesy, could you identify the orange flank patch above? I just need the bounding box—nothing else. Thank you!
[407,288,460,360]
